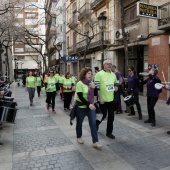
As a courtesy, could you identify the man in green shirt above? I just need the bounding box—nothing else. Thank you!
[94,60,118,139]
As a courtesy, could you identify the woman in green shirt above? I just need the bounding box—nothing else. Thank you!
[26,71,36,106]
[45,70,57,113]
[75,67,102,149]
[36,72,42,97]
[61,72,73,111]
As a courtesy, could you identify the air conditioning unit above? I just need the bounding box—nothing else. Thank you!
[115,28,129,40]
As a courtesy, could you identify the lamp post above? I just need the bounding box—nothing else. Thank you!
[21,62,24,69]
[55,42,62,72]
[14,58,17,80]
[98,14,107,69]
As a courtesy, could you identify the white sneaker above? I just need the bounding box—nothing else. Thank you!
[93,142,103,149]
[77,138,84,144]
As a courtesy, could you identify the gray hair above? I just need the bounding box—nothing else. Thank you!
[103,60,112,65]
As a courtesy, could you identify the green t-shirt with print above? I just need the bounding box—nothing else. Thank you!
[36,77,42,86]
[62,77,72,92]
[58,75,64,84]
[94,70,117,102]
[76,81,89,108]
[26,76,36,88]
[46,77,57,92]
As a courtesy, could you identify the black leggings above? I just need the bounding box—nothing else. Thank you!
[147,96,158,122]
[130,92,142,116]
[46,91,56,110]
[63,92,72,109]
[37,86,41,96]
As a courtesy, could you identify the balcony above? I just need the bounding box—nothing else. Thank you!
[158,2,170,30]
[91,0,105,10]
[76,31,111,52]
[68,45,77,55]
[68,16,78,28]
[78,3,90,21]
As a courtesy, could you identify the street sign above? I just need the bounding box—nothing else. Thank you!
[61,56,78,62]
[137,2,158,19]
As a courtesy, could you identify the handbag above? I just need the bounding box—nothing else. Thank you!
[70,104,77,126]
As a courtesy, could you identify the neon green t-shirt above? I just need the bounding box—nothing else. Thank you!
[62,77,72,92]
[54,74,59,82]
[71,76,77,85]
[76,81,89,108]
[46,77,57,92]
[26,76,36,88]
[36,77,42,86]
[58,75,64,84]
[94,70,117,102]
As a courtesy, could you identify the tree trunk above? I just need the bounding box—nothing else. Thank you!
[5,46,10,82]
[83,38,91,68]
[120,0,129,75]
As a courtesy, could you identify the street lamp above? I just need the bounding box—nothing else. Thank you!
[55,42,62,72]
[98,14,107,69]
[21,62,24,69]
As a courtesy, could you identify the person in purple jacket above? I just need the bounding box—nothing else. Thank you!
[162,84,170,135]
[143,65,161,126]
[127,67,142,120]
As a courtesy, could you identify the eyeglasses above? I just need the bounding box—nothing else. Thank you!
[128,70,132,72]
[105,63,112,65]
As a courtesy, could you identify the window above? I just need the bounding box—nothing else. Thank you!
[26,13,38,19]
[25,19,38,26]
[15,13,23,18]
[124,5,138,24]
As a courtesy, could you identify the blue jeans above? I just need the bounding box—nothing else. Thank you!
[76,106,98,143]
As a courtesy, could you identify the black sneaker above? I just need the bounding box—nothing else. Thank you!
[128,113,135,116]
[167,131,170,135]
[144,119,152,123]
[139,115,143,120]
[106,133,115,139]
[151,121,156,127]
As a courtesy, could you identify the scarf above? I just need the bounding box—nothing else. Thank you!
[82,79,94,104]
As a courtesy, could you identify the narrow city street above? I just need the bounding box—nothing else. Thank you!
[1,83,170,170]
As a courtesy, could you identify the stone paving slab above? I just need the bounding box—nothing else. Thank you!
[14,116,55,130]
[13,128,72,153]
[108,135,170,170]
[13,150,93,170]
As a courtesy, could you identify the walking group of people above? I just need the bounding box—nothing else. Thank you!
[22,59,170,150]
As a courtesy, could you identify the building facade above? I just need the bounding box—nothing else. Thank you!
[12,0,43,78]
[66,0,116,76]
[45,0,66,73]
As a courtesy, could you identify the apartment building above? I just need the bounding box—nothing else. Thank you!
[66,0,116,76]
[45,0,66,73]
[12,0,43,77]
[112,0,170,100]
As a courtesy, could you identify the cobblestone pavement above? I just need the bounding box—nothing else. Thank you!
[0,83,170,170]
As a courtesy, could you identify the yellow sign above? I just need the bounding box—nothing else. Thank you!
[137,2,158,19]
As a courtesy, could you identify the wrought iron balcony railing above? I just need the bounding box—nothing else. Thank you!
[76,31,111,52]
[68,16,78,28]
[78,3,90,21]
[91,0,104,10]
[158,2,170,30]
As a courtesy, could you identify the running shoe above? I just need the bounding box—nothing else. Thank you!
[52,110,56,113]
[46,105,49,110]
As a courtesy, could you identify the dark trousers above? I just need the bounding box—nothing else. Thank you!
[37,86,41,96]
[63,92,72,109]
[76,107,98,143]
[99,101,115,134]
[130,92,142,116]
[147,96,158,122]
[27,87,35,104]
[46,91,56,110]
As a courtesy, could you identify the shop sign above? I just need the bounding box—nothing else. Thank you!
[61,56,78,61]
[137,2,158,19]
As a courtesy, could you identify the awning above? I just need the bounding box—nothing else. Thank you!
[109,40,148,51]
